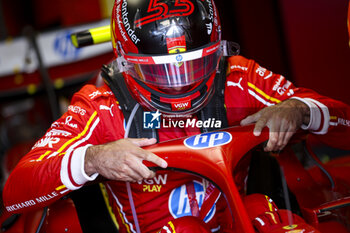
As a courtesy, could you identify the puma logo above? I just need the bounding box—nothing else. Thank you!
[227,77,244,91]
[100,104,114,117]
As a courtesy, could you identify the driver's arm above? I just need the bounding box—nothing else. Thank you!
[227,56,350,151]
[3,84,166,214]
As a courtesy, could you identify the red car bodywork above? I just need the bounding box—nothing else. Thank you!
[1,125,349,232]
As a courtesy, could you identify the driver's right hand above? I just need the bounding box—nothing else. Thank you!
[84,138,168,182]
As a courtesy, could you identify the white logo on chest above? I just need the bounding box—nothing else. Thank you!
[227,77,244,91]
[100,104,114,117]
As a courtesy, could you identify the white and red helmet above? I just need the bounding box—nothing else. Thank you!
[111,0,223,114]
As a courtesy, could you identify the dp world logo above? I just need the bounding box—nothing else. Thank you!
[169,180,216,222]
[184,132,232,149]
[143,110,161,129]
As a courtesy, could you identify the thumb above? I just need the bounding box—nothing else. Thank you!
[128,138,157,147]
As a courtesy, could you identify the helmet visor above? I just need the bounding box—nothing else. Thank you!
[125,50,221,88]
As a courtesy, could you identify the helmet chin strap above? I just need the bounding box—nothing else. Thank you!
[131,72,216,115]
[139,85,215,115]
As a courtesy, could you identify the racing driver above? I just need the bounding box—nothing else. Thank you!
[3,0,350,232]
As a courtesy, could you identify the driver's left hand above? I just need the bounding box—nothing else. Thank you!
[240,99,310,152]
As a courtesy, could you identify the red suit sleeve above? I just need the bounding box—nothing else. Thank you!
[2,84,122,213]
[227,56,350,150]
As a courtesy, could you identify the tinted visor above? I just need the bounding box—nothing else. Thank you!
[125,50,221,88]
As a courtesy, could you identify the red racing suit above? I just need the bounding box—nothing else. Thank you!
[3,56,350,232]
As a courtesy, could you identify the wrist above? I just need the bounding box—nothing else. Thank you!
[297,100,310,125]
[287,98,310,126]
[61,144,98,190]
[84,146,97,176]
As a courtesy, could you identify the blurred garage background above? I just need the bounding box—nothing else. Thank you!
[0,0,349,215]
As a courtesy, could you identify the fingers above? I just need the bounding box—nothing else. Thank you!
[120,140,167,181]
[243,110,285,151]
[102,155,156,182]
[240,112,260,126]
[253,116,268,137]
[265,131,279,152]
[141,150,168,168]
[129,138,157,147]
[110,168,155,183]
[128,138,168,169]
[86,138,167,183]
[124,156,156,181]
[246,100,307,152]
[264,119,297,152]
[240,111,267,136]
[282,130,295,148]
